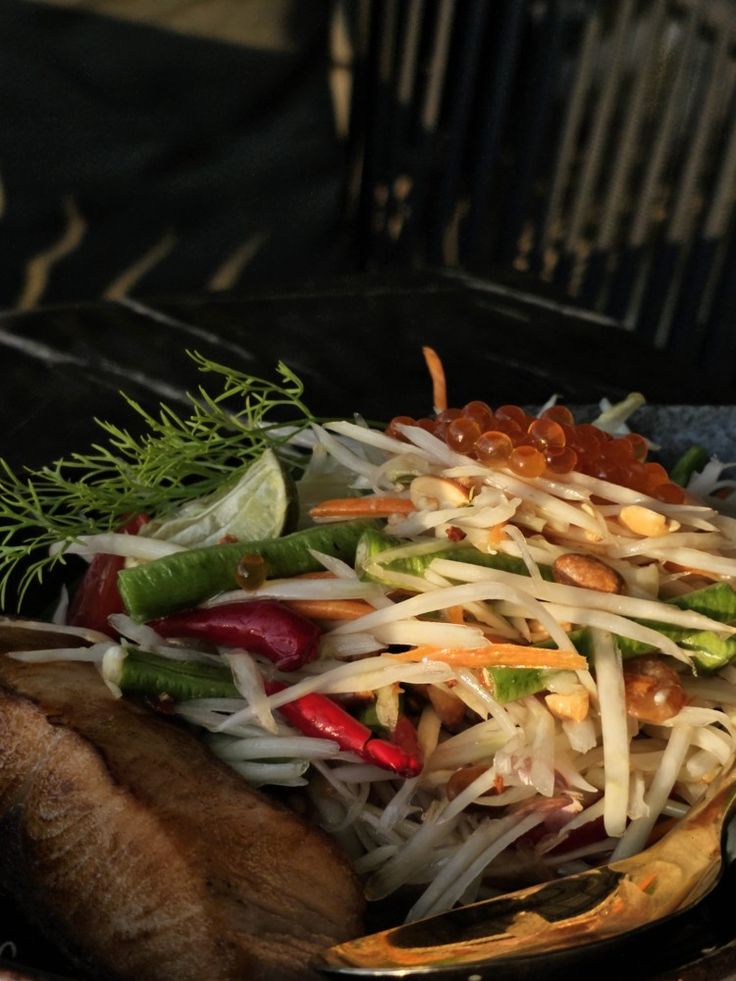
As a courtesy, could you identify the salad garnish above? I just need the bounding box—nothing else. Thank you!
[0,352,314,605]
[3,347,736,924]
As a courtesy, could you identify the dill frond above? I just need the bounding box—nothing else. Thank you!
[0,352,315,607]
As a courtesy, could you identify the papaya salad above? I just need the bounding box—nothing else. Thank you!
[2,348,736,922]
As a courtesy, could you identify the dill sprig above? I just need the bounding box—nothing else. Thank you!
[0,352,315,607]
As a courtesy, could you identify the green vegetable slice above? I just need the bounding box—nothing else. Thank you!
[484,666,548,703]
[668,581,736,623]
[551,585,736,675]
[670,445,710,487]
[118,519,377,622]
[355,527,554,587]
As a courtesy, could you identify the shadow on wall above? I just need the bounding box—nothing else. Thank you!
[0,0,349,309]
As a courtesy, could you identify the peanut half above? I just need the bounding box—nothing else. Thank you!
[544,687,590,722]
[552,553,624,594]
[410,475,470,510]
[619,504,680,538]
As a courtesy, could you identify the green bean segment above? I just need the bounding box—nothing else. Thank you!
[106,647,238,701]
[119,519,377,621]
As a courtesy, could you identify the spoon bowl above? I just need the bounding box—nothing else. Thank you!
[317,763,736,977]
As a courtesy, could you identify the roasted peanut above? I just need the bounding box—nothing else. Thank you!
[544,687,590,722]
[410,475,469,510]
[619,505,680,538]
[552,553,624,594]
[623,656,686,724]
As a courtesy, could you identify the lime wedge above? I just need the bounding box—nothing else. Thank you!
[140,449,296,548]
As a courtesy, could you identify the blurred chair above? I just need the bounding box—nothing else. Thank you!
[343,0,736,389]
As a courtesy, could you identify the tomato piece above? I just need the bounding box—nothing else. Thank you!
[67,514,149,635]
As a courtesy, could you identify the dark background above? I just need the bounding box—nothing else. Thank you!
[0,0,348,306]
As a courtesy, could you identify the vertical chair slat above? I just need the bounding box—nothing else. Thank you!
[396,0,425,109]
[669,52,736,357]
[427,0,491,265]
[350,0,383,265]
[462,0,528,261]
[558,0,634,294]
[395,0,457,260]
[640,25,730,348]
[580,0,668,308]
[381,0,426,257]
[343,0,373,221]
[368,0,401,261]
[420,0,457,133]
[533,3,601,277]
[498,0,565,265]
[611,0,703,331]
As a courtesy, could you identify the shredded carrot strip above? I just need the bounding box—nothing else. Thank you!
[310,497,416,518]
[389,643,587,671]
[422,345,447,414]
[285,599,375,621]
[445,605,466,626]
[488,522,506,546]
[636,871,658,894]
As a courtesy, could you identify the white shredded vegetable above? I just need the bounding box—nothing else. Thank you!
[592,629,630,838]
[50,533,185,561]
[429,560,735,635]
[611,725,694,860]
[223,652,279,734]
[6,642,112,663]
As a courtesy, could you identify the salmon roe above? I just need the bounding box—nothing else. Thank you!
[385,401,684,500]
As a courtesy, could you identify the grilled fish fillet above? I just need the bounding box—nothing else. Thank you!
[0,655,364,981]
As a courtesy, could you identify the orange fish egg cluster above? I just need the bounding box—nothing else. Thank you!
[386,402,685,503]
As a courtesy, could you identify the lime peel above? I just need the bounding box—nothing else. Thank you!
[139,449,295,548]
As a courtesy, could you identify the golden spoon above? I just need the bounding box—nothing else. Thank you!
[317,764,736,976]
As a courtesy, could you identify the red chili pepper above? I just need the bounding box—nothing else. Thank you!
[264,681,423,777]
[151,601,321,671]
[384,713,423,775]
[265,681,372,753]
[67,514,150,636]
[362,738,422,778]
[363,714,423,778]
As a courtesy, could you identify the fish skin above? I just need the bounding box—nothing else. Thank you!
[0,656,364,981]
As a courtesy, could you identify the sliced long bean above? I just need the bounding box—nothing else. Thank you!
[118,519,377,621]
[355,527,553,586]
[105,647,239,701]
[670,444,709,487]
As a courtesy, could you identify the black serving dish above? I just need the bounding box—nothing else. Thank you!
[1,271,735,980]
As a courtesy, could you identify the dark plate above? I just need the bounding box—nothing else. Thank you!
[0,271,735,980]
